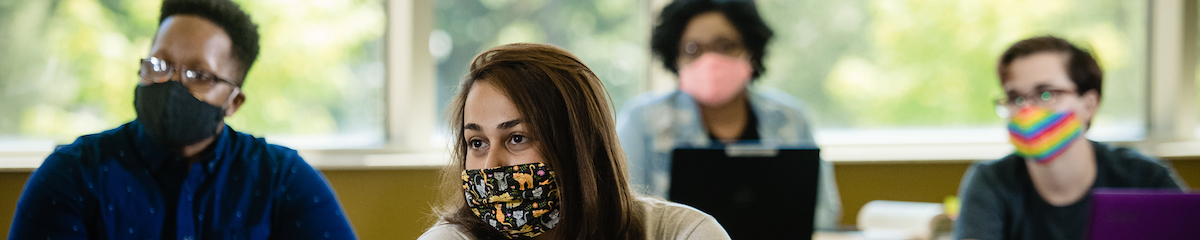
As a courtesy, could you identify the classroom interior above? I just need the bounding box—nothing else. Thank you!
[2,0,1200,239]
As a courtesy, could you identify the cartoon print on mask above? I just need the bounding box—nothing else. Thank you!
[462,163,560,239]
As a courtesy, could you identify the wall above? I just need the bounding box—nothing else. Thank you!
[1,160,1197,239]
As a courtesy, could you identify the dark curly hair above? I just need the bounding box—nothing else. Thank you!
[158,0,260,84]
[651,0,774,79]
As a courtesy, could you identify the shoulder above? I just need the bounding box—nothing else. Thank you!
[417,222,474,240]
[43,123,134,170]
[1094,142,1178,186]
[638,196,709,220]
[637,196,730,239]
[224,129,321,187]
[749,86,811,113]
[747,87,816,138]
[229,129,303,165]
[963,155,1025,192]
[1097,142,1167,170]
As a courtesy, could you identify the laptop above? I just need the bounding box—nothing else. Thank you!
[670,147,821,240]
[1085,189,1200,240]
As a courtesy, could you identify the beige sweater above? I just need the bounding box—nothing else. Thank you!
[418,196,730,240]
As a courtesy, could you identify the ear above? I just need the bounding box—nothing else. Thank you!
[1079,90,1100,126]
[225,91,245,117]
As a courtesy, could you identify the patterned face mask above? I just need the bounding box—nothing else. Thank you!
[1008,107,1083,164]
[461,163,560,239]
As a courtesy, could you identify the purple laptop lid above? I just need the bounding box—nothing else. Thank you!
[1086,189,1200,240]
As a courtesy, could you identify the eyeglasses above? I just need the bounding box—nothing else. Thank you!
[138,57,241,107]
[993,90,1076,118]
[680,38,746,59]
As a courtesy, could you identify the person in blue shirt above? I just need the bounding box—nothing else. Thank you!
[617,0,842,230]
[8,0,356,239]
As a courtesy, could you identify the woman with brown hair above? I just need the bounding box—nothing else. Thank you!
[418,43,729,240]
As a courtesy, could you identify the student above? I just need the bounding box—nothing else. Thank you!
[616,0,842,230]
[954,36,1187,240]
[419,43,729,240]
[8,0,355,239]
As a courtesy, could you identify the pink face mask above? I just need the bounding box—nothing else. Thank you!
[678,53,753,107]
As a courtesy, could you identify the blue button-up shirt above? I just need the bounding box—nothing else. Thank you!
[9,121,356,240]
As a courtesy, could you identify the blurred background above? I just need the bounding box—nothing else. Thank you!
[0,0,1152,149]
[0,0,388,150]
[1,0,1197,239]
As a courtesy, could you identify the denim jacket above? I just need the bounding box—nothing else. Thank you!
[616,87,842,230]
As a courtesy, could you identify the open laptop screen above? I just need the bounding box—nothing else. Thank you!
[670,147,821,239]
[1086,189,1200,240]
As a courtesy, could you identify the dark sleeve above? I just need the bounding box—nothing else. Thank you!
[1114,148,1187,190]
[1146,160,1186,190]
[953,162,1008,240]
[9,150,91,240]
[269,150,357,240]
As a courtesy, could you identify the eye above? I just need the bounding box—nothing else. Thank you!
[468,139,488,150]
[506,134,533,151]
[508,134,527,145]
[683,42,699,56]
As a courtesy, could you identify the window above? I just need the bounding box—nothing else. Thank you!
[753,0,1147,145]
[3,0,1190,164]
[431,0,649,123]
[0,0,387,150]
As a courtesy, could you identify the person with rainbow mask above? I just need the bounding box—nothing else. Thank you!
[953,36,1188,240]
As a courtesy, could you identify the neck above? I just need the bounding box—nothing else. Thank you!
[1025,137,1096,206]
[179,123,224,165]
[698,90,749,143]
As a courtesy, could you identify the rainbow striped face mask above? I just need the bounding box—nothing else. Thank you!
[1008,107,1083,164]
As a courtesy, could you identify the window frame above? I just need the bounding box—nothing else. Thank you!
[3,0,1200,172]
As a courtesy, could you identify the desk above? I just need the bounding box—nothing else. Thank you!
[814,231,953,240]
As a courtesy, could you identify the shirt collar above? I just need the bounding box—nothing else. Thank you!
[132,121,235,174]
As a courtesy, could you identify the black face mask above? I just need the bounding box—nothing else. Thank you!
[134,81,226,148]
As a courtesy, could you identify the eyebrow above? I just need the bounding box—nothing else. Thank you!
[497,119,521,130]
[462,119,522,131]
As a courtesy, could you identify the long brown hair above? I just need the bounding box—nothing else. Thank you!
[434,43,645,240]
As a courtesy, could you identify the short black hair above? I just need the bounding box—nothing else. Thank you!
[158,0,260,84]
[651,0,774,79]
[998,36,1103,100]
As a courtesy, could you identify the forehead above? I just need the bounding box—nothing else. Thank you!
[149,15,236,76]
[464,80,522,127]
[681,11,741,42]
[1002,52,1075,92]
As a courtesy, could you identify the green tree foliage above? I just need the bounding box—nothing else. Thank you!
[756,0,1146,131]
[0,0,386,144]
[432,0,648,119]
